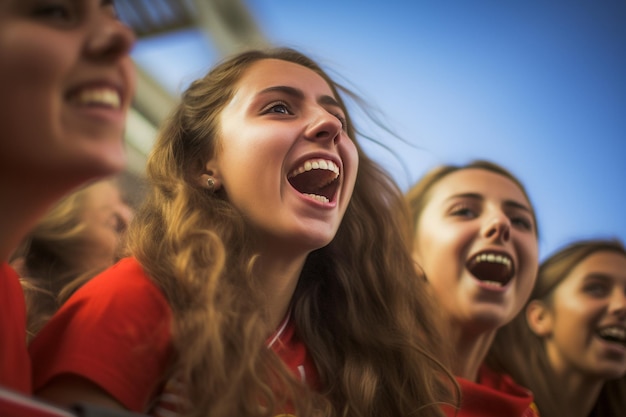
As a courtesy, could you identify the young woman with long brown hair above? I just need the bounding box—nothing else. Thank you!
[488,239,626,417]
[406,160,540,417]
[30,47,455,417]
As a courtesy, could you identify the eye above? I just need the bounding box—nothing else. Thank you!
[106,213,127,234]
[263,102,292,115]
[450,204,476,219]
[333,113,348,130]
[583,282,611,298]
[114,213,128,234]
[32,2,71,20]
[511,216,533,231]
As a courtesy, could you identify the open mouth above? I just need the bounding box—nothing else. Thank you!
[597,326,626,347]
[288,158,340,203]
[466,251,514,288]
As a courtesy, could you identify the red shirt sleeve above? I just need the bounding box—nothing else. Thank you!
[29,258,173,412]
[0,263,31,394]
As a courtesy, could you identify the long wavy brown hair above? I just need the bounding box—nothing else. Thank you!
[127,47,456,417]
[487,239,626,417]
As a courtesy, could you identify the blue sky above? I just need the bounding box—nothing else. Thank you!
[132,1,626,260]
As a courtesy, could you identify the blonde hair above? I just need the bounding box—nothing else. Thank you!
[487,239,626,417]
[128,47,456,417]
[13,177,132,339]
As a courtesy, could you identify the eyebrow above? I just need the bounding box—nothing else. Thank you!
[445,193,533,213]
[583,273,613,282]
[258,85,342,109]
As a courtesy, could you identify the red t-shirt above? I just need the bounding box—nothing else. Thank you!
[443,365,540,417]
[29,258,173,412]
[150,294,319,417]
[31,257,319,415]
[0,262,31,394]
[267,311,319,388]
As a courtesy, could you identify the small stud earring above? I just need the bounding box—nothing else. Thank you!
[207,177,216,191]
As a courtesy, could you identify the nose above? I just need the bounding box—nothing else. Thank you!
[85,15,136,60]
[482,212,511,242]
[304,108,342,145]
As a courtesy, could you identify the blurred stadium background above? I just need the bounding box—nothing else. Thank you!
[116,0,626,260]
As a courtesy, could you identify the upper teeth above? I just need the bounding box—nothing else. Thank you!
[474,253,512,268]
[288,158,339,179]
[73,88,121,109]
[598,326,626,342]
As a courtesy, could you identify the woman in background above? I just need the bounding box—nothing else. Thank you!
[12,177,134,340]
[488,239,626,417]
[406,160,540,417]
[0,0,135,393]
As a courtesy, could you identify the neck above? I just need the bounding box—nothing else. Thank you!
[448,321,496,381]
[0,176,84,262]
[0,188,54,262]
[254,248,308,330]
[552,365,604,417]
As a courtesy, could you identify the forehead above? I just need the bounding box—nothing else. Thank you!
[428,168,530,206]
[85,181,120,203]
[568,250,626,281]
[233,58,336,99]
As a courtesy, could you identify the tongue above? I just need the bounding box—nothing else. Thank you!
[289,169,336,195]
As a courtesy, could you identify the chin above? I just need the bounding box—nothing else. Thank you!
[465,308,511,332]
[592,363,626,381]
[80,144,127,176]
[593,368,626,381]
[304,235,335,253]
[294,223,339,250]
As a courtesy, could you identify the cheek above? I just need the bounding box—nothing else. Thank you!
[552,316,586,351]
[560,299,602,323]
[0,30,72,144]
[90,228,119,257]
[81,213,117,252]
[552,300,603,343]
[416,228,459,285]
[420,222,468,261]
[0,28,72,86]
[518,235,539,276]
[343,140,359,176]
[521,232,539,259]
[218,151,278,217]
[122,59,137,104]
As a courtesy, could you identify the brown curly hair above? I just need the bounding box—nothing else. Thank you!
[128,47,456,417]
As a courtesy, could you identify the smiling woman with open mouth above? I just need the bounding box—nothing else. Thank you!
[29,47,456,417]
[0,0,136,398]
[407,159,540,417]
[488,238,626,417]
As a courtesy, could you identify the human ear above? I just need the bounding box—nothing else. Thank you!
[526,300,553,337]
[411,248,422,265]
[197,160,222,192]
